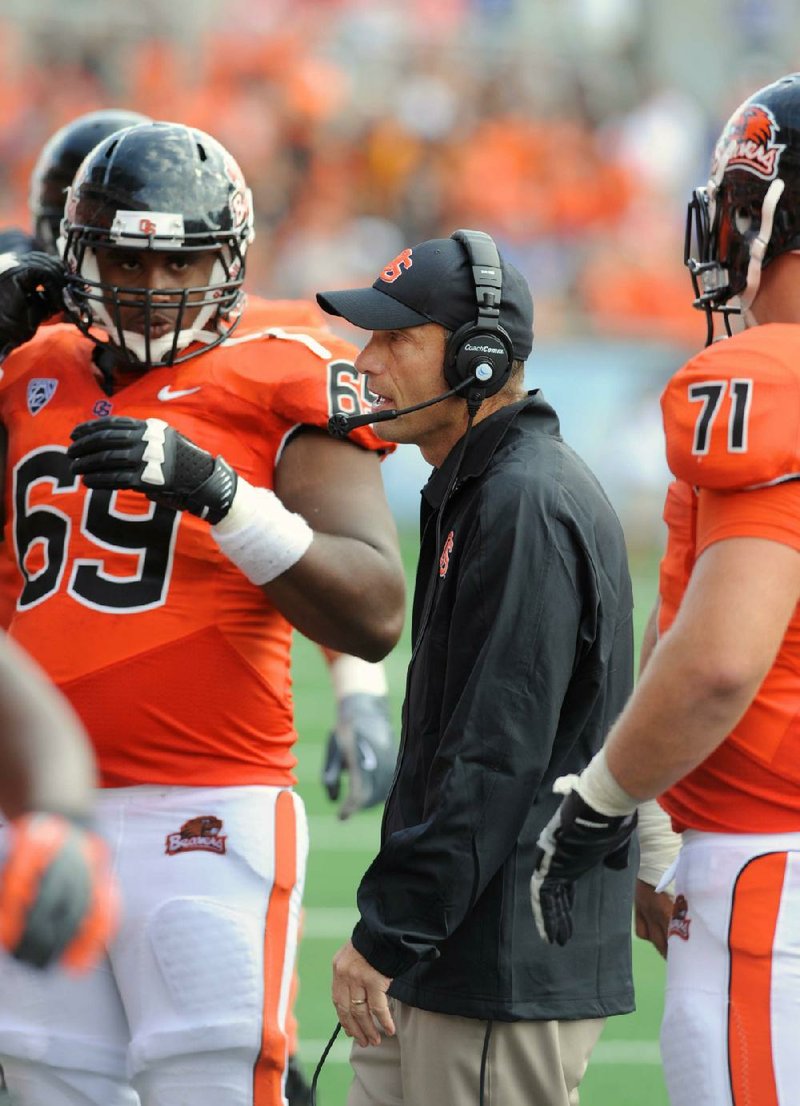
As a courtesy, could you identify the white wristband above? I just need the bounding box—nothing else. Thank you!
[329,655,388,699]
[637,798,682,888]
[574,747,638,817]
[211,477,313,586]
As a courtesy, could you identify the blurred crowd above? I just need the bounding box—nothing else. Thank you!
[0,0,742,345]
[2,0,796,343]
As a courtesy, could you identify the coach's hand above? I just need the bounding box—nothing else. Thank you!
[531,786,637,946]
[68,416,237,524]
[322,693,397,820]
[0,813,119,971]
[0,251,66,356]
[332,939,394,1047]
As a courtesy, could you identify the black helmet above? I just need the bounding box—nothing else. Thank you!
[61,121,255,368]
[29,109,151,253]
[686,73,800,344]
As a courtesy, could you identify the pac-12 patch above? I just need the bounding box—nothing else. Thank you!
[27,378,58,415]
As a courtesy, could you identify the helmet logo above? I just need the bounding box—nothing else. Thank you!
[110,210,185,246]
[380,248,413,283]
[221,150,253,234]
[714,103,786,181]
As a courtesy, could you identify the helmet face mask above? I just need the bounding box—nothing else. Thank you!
[61,122,254,369]
[685,74,800,343]
[29,109,151,255]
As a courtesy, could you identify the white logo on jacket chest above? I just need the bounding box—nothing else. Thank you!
[27,378,58,415]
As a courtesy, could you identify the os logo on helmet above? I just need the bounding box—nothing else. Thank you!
[222,150,252,232]
[714,103,786,181]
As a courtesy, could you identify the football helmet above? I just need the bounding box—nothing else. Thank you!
[686,73,800,344]
[60,121,254,367]
[29,109,151,254]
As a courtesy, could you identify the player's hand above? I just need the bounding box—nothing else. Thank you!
[68,416,237,524]
[322,693,397,820]
[0,813,119,971]
[0,251,66,355]
[634,879,673,959]
[530,787,637,946]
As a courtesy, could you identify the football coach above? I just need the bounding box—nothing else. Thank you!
[318,230,637,1106]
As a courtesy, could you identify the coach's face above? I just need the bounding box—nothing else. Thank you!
[355,323,466,467]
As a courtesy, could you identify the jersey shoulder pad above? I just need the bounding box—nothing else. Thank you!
[0,323,84,389]
[216,325,389,452]
[661,325,800,490]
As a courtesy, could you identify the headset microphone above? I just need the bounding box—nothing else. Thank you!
[327,375,483,439]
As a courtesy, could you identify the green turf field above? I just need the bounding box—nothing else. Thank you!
[290,537,668,1105]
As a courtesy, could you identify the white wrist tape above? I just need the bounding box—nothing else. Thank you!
[211,477,313,586]
[575,747,638,817]
[637,798,682,888]
[329,654,388,699]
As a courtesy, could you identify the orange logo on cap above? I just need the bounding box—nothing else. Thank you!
[381,248,413,284]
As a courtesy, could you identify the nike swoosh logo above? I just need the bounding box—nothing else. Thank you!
[157,385,201,401]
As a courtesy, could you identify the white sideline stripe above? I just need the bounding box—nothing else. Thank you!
[296,1037,662,1066]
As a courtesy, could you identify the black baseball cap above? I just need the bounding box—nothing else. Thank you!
[317,236,534,360]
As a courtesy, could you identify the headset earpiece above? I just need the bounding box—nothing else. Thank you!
[444,229,513,399]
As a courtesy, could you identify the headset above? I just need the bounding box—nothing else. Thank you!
[444,228,513,401]
[328,228,515,438]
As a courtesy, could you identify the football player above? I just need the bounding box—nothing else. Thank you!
[0,110,399,1106]
[0,121,405,1106]
[531,73,800,1105]
[3,110,399,828]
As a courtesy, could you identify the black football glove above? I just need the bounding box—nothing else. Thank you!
[322,693,397,820]
[68,416,237,524]
[0,251,66,356]
[530,787,637,947]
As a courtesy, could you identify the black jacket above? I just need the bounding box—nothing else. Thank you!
[351,393,636,1021]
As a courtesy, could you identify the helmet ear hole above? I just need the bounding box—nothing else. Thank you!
[733,206,755,235]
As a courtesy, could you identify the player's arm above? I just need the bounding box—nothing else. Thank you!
[318,647,397,820]
[631,594,679,958]
[0,635,118,970]
[0,635,95,819]
[532,531,800,944]
[67,418,405,661]
[267,428,404,658]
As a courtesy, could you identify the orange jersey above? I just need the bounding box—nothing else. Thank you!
[656,478,697,636]
[657,324,800,833]
[0,296,333,630]
[0,307,388,789]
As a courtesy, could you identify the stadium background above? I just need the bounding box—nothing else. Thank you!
[1,0,796,1101]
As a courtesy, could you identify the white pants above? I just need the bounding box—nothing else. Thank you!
[662,830,800,1106]
[0,784,308,1106]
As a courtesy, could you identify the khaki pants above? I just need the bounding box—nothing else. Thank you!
[347,998,605,1106]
